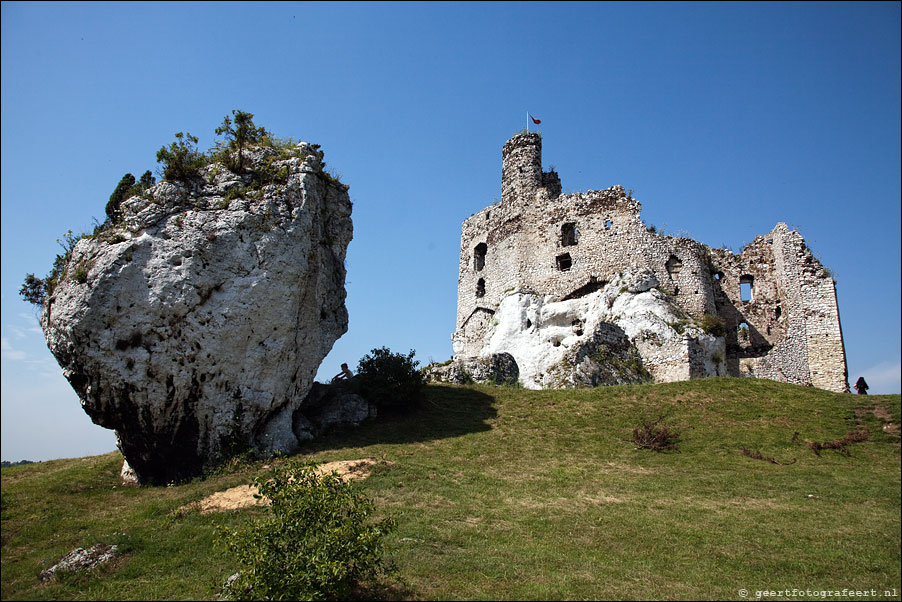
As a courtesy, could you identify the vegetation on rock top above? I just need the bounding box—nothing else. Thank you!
[19,110,338,308]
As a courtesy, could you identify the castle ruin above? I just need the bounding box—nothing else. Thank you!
[446,132,848,392]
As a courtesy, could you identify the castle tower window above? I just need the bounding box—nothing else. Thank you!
[740,275,754,302]
[561,222,578,247]
[737,321,750,341]
[556,253,572,272]
[474,243,487,272]
[604,219,613,230]
[476,278,485,298]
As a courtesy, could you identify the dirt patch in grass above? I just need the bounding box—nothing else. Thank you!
[856,405,899,436]
[185,458,382,514]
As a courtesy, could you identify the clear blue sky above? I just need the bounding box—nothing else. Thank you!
[2,1,899,462]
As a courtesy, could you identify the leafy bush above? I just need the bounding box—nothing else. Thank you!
[19,273,46,305]
[698,314,727,337]
[354,347,425,413]
[19,230,84,306]
[156,132,206,182]
[218,462,396,600]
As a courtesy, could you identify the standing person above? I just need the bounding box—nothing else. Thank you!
[853,376,869,395]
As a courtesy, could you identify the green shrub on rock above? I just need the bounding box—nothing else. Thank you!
[156,131,205,182]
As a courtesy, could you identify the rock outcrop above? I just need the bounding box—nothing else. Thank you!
[424,352,519,385]
[41,143,361,483]
[439,270,726,389]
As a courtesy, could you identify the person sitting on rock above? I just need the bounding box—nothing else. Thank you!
[331,363,354,383]
[853,376,869,395]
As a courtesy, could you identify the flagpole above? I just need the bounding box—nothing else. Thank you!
[526,111,528,133]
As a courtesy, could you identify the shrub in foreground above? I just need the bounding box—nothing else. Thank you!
[218,461,396,600]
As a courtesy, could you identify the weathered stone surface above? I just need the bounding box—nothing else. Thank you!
[296,382,376,441]
[455,270,724,389]
[424,352,519,385]
[40,544,119,581]
[452,133,848,392]
[41,144,353,483]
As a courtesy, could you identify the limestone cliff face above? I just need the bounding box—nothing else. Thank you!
[433,270,725,389]
[41,144,356,483]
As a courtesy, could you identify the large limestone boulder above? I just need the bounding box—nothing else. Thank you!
[41,144,359,483]
[451,270,726,389]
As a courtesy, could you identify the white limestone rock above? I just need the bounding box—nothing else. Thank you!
[423,353,519,385]
[477,270,726,388]
[41,144,354,484]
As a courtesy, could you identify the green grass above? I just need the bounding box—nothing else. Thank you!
[2,378,900,600]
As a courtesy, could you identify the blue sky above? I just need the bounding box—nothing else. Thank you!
[2,1,899,462]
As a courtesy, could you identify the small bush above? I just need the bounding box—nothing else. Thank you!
[217,461,396,600]
[632,416,680,452]
[355,347,424,413]
[20,230,84,305]
[698,314,727,337]
[156,132,206,182]
[214,110,270,173]
[19,273,46,305]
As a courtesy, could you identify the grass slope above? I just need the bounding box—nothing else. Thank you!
[2,378,900,600]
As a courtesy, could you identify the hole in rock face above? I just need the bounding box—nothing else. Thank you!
[526,319,532,329]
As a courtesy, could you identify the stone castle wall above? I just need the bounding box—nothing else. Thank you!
[452,132,849,392]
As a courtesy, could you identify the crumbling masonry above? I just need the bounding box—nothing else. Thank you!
[450,133,848,392]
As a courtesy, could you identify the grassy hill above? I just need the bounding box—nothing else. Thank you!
[2,378,900,600]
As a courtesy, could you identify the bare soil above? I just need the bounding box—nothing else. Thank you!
[186,458,382,514]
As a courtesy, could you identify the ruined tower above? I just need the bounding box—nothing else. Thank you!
[447,132,849,392]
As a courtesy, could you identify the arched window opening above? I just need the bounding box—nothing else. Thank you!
[737,321,750,341]
[604,219,613,230]
[476,278,485,298]
[561,222,578,247]
[474,243,487,272]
